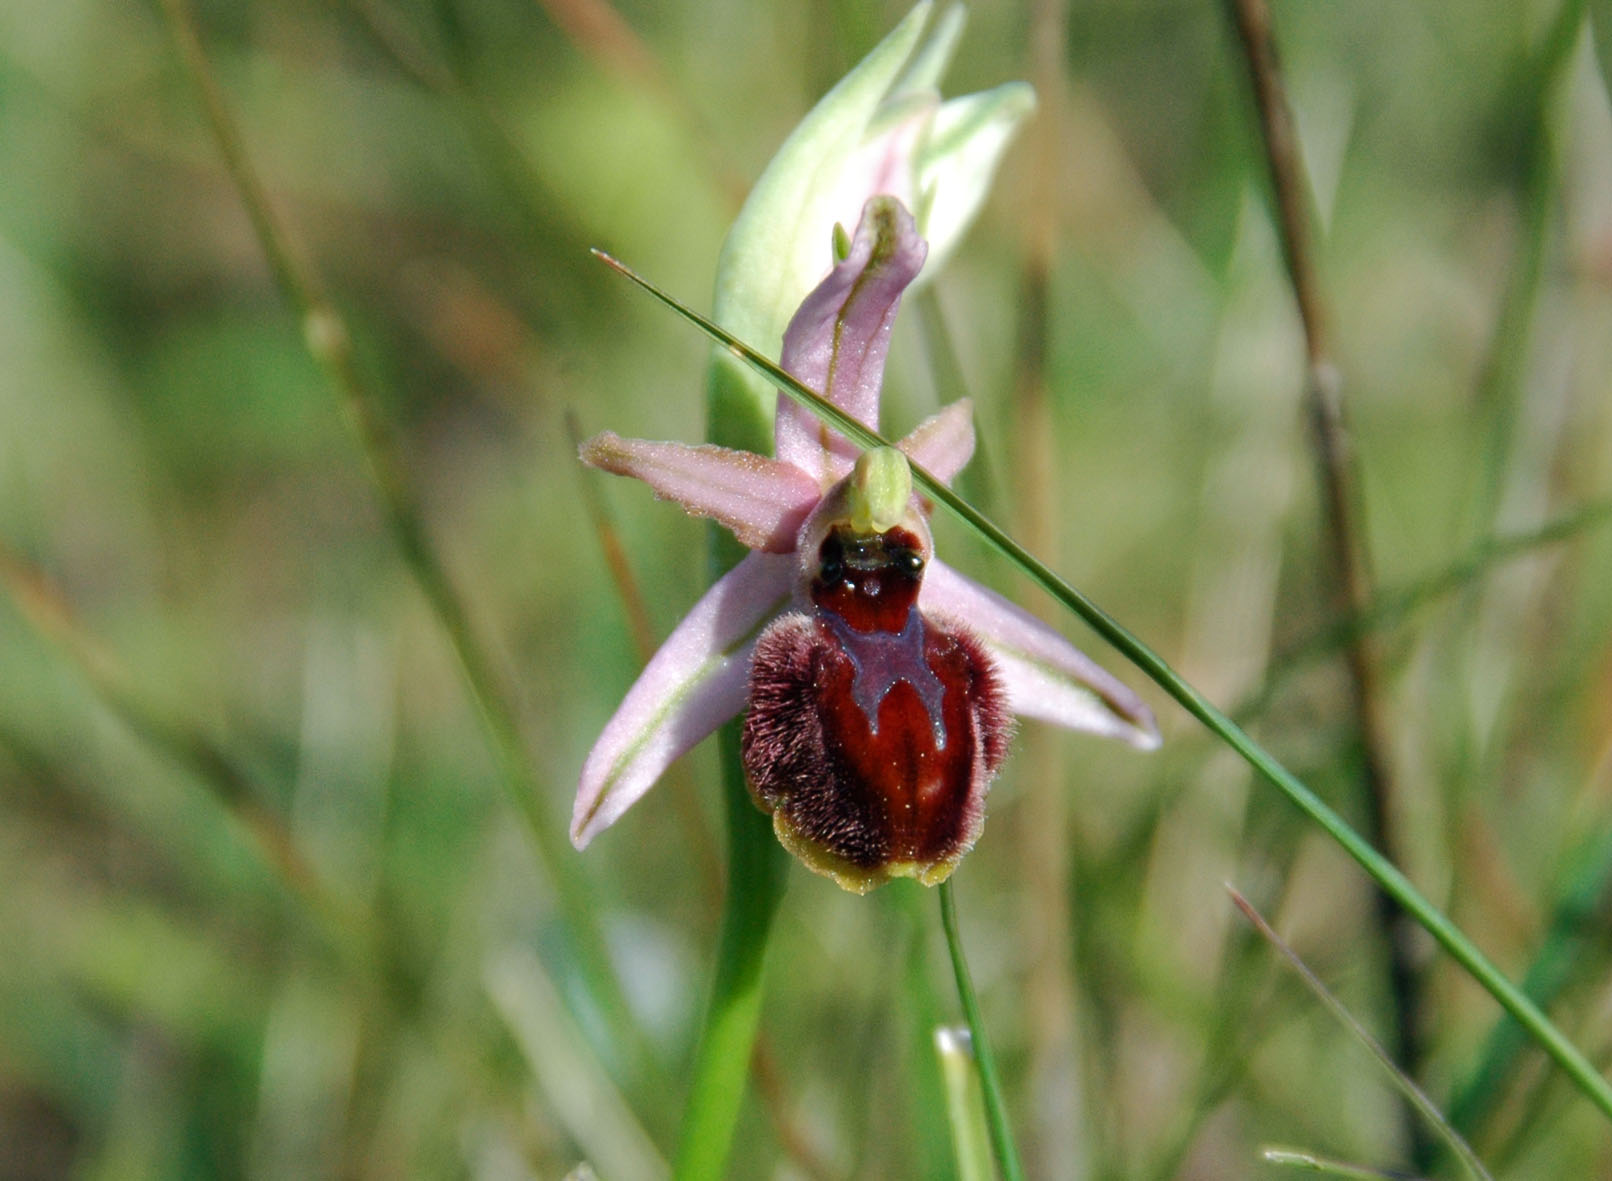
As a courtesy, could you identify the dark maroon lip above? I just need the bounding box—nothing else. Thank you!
[740,520,1012,890]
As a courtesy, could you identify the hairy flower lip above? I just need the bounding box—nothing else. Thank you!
[741,596,1009,893]
[572,197,1158,858]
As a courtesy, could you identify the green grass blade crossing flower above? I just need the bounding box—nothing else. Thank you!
[591,248,1612,1127]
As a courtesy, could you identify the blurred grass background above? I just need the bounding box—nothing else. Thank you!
[3,0,1612,1177]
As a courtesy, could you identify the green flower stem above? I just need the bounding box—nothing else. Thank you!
[940,880,1022,1181]
[157,0,656,1090]
[673,720,788,1179]
[672,387,790,1175]
[593,248,1612,1126]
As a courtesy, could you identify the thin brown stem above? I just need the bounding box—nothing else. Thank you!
[751,1044,839,1181]
[1229,887,1494,1181]
[1223,0,1427,1163]
[564,411,664,664]
[154,0,657,1090]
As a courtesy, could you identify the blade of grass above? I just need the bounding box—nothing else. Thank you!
[590,247,1612,1125]
[0,564,602,1163]
[1261,1147,1419,1179]
[1430,2,1582,1005]
[1133,844,1315,1181]
[1432,5,1592,1149]
[1228,886,1494,1180]
[155,0,654,1090]
[486,948,670,1181]
[935,1026,998,1181]
[1464,0,1584,539]
[939,880,1022,1181]
[893,884,963,1181]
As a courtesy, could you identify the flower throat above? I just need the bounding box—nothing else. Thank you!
[810,524,947,747]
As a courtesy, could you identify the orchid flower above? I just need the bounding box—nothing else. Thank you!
[575,197,1158,892]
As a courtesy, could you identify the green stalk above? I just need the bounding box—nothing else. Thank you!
[671,663,789,1181]
[940,881,1022,1181]
[671,333,793,1175]
[593,249,1612,1126]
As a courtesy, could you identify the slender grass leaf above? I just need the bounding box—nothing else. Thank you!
[592,247,1612,1127]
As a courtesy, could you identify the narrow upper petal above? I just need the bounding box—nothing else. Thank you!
[580,432,820,553]
[774,196,929,485]
[920,559,1160,750]
[572,551,795,847]
[896,399,975,486]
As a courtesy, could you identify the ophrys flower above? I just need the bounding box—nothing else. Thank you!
[575,196,1157,892]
